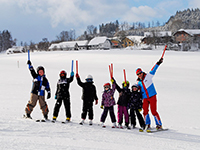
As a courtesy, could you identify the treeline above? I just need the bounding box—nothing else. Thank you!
[0,30,16,52]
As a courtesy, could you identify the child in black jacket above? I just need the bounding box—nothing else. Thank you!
[129,84,145,129]
[76,73,98,125]
[115,80,131,129]
[52,70,74,122]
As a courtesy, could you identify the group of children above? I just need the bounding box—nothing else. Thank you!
[24,57,164,131]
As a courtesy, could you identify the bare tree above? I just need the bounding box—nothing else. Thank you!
[87,25,95,35]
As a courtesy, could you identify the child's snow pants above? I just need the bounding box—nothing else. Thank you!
[25,93,49,116]
[100,106,116,123]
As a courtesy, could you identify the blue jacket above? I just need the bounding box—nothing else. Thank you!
[137,64,159,99]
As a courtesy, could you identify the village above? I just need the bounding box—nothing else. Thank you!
[6,28,200,54]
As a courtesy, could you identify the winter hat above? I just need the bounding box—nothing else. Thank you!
[136,68,142,75]
[60,70,67,78]
[122,81,130,87]
[104,83,111,88]
[132,84,138,88]
[37,66,45,74]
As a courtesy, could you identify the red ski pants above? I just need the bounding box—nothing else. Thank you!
[143,95,161,123]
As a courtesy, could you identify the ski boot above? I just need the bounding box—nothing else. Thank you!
[101,122,106,128]
[132,124,136,129]
[66,117,71,122]
[42,114,48,122]
[89,120,93,126]
[79,119,85,125]
[139,124,146,132]
[145,124,151,133]
[24,113,32,119]
[156,125,163,130]
[111,122,117,128]
[52,116,57,123]
[118,123,123,129]
[125,123,131,130]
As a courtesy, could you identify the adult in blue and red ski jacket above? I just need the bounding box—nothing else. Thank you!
[136,58,163,128]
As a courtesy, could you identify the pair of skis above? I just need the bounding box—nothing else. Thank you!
[139,128,169,133]
[109,63,127,83]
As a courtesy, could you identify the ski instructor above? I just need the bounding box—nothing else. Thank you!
[136,58,163,130]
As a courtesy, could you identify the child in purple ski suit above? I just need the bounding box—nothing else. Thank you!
[100,79,117,128]
[115,80,131,129]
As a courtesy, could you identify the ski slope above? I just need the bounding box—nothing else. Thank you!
[0,48,200,150]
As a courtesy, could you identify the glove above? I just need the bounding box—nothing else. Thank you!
[111,77,115,84]
[100,105,104,109]
[157,58,163,65]
[27,60,31,65]
[55,95,57,99]
[76,73,79,78]
[71,71,74,77]
[95,99,98,105]
[47,93,51,99]
[138,109,142,112]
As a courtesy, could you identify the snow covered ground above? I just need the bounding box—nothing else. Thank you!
[0,48,200,150]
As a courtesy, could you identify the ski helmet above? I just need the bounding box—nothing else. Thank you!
[60,70,67,78]
[103,83,111,88]
[37,66,45,74]
[136,68,143,75]
[132,84,138,88]
[85,75,93,82]
[122,81,130,87]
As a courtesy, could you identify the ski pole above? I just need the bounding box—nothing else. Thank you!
[123,69,127,86]
[151,45,168,71]
[28,50,30,60]
[109,63,113,79]
[71,60,74,72]
[28,50,30,68]
[111,63,113,77]
[76,60,78,74]
[161,45,167,58]
[109,65,112,79]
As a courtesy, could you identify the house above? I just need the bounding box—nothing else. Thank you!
[144,31,171,37]
[48,40,88,51]
[121,36,144,48]
[143,31,172,44]
[88,36,111,50]
[6,46,25,54]
[173,29,200,43]
[109,38,121,48]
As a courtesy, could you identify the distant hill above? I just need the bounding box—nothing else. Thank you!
[77,8,200,40]
[126,8,200,36]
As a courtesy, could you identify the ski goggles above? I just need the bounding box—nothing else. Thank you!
[104,85,110,88]
[137,72,142,76]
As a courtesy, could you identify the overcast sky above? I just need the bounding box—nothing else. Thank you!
[0,0,199,45]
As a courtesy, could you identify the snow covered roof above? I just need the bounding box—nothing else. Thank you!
[144,31,171,37]
[49,40,88,49]
[88,36,108,45]
[6,46,25,54]
[176,29,200,36]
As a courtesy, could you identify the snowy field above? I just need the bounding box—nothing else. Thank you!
[0,48,200,150]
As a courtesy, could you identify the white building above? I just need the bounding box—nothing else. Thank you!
[6,46,25,54]
[49,40,88,51]
[88,36,111,50]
